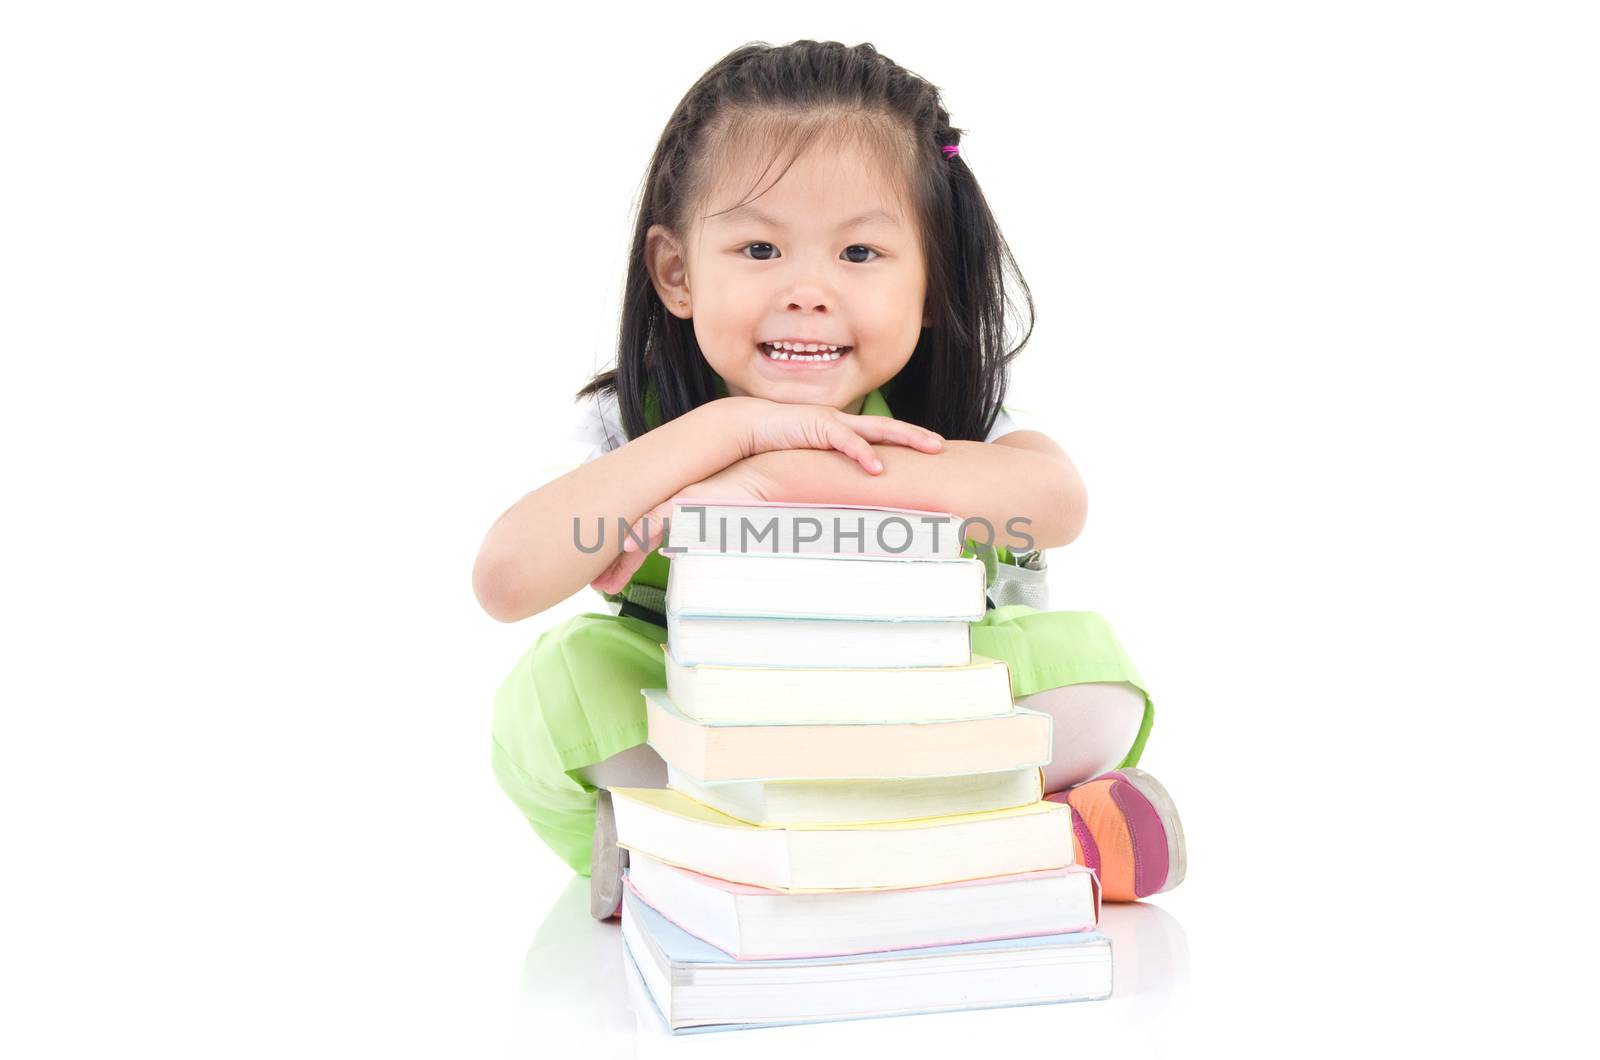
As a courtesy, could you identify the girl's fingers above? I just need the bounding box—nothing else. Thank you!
[827,423,884,473]
[606,496,684,589]
[612,549,648,589]
[591,555,625,593]
[598,531,650,591]
[623,498,679,555]
[846,415,944,453]
[621,523,649,553]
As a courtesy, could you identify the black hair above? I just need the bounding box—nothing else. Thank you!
[576,39,1035,442]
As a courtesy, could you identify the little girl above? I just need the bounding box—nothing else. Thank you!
[475,40,1185,920]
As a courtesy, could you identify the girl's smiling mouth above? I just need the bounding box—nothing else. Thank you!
[758,340,853,366]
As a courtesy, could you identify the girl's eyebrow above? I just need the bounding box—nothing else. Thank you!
[712,205,901,230]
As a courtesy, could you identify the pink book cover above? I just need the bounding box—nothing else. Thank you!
[672,497,962,520]
[625,863,1102,961]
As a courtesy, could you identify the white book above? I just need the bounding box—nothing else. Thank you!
[662,646,1013,723]
[665,499,967,559]
[666,612,973,668]
[625,853,1101,961]
[667,763,1043,826]
[665,552,986,621]
[622,889,1112,1033]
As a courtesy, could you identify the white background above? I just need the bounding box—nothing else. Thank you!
[3,2,1595,1056]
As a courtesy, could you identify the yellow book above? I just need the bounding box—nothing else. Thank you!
[666,764,1045,826]
[610,787,1075,892]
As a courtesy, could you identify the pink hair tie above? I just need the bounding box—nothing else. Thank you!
[942,144,960,159]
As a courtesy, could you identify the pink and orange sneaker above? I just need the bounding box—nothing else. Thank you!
[1047,768,1187,902]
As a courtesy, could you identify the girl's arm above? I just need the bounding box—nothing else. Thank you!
[473,395,944,621]
[472,399,751,623]
[746,431,1088,551]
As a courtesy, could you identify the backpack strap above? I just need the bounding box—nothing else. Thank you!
[971,540,1051,611]
[615,580,668,628]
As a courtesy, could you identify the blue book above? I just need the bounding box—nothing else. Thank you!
[621,889,1113,1034]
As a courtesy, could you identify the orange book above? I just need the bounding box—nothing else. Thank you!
[642,687,1051,782]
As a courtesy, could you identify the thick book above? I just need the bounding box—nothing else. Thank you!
[610,786,1076,891]
[662,645,1014,723]
[666,612,973,669]
[621,889,1112,1033]
[625,853,1101,960]
[664,552,987,621]
[665,498,967,559]
[642,687,1052,782]
[666,763,1044,826]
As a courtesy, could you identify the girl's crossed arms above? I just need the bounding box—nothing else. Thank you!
[474,391,1084,622]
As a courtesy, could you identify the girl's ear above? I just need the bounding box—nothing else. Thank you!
[645,223,693,319]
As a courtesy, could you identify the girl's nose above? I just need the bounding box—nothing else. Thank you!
[780,257,838,311]
[783,280,833,313]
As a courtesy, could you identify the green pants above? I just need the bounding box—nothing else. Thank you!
[490,605,1153,876]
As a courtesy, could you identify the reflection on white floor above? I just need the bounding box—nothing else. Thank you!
[513,874,1188,1053]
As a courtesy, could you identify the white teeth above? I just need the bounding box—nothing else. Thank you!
[765,346,840,362]
[766,341,843,352]
[762,341,846,362]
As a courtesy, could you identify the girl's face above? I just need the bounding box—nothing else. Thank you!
[646,139,930,415]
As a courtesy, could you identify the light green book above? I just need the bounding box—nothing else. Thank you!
[662,645,1014,724]
[611,786,1075,892]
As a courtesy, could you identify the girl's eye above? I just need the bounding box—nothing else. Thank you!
[737,243,881,263]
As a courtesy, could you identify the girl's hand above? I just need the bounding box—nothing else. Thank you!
[589,459,775,595]
[728,396,943,474]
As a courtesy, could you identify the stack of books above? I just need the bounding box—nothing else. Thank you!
[612,500,1112,1034]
